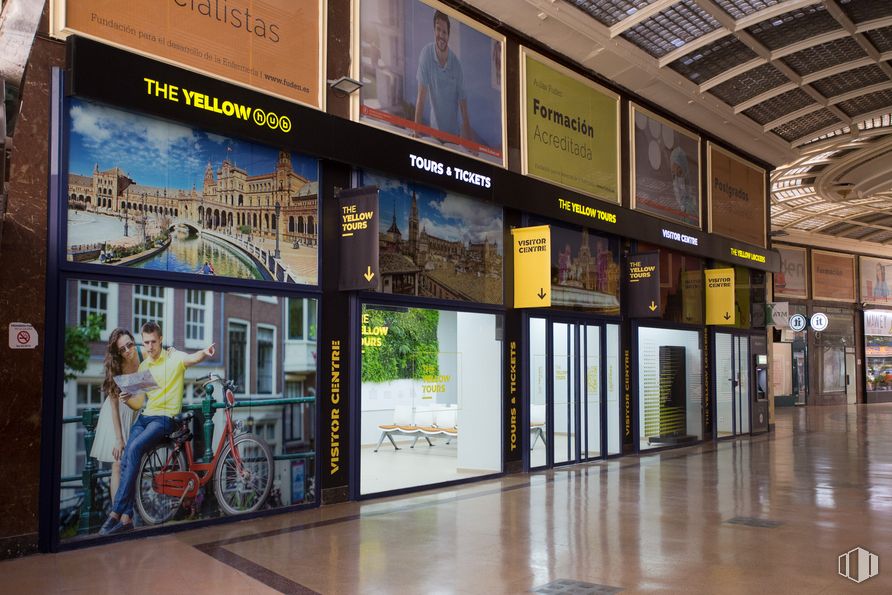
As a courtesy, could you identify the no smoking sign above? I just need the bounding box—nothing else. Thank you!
[9,322,38,350]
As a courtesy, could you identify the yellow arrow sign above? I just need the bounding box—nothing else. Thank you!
[705,268,735,325]
[512,225,551,308]
[363,266,375,282]
[648,301,657,312]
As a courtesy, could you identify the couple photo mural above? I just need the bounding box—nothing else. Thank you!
[91,322,214,535]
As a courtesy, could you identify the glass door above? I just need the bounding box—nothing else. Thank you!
[529,317,615,469]
[715,332,751,437]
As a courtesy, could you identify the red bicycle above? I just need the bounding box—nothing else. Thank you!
[135,374,273,524]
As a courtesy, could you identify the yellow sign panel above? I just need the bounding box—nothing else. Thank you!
[513,225,551,308]
[705,268,735,325]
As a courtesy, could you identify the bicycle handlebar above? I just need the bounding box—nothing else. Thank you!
[197,373,239,393]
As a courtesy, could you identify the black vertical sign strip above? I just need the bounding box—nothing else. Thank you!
[319,163,351,501]
[337,187,379,291]
[627,252,661,318]
[504,209,523,469]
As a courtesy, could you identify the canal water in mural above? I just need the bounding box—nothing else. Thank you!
[134,232,266,279]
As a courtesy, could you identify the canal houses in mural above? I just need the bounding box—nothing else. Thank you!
[66,98,320,285]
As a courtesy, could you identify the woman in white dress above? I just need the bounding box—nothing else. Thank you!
[90,328,142,502]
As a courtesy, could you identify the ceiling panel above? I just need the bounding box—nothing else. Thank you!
[711,0,784,21]
[567,0,658,27]
[837,89,892,118]
[745,4,842,51]
[621,0,722,58]
[742,88,816,125]
[668,36,758,82]
[781,37,868,77]
[809,64,890,98]
[838,0,892,26]
[709,63,790,106]
[772,108,842,142]
[863,28,892,54]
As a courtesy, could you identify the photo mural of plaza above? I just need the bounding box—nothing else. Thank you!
[368,172,503,304]
[66,98,320,285]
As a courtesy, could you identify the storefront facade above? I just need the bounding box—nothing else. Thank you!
[10,0,778,554]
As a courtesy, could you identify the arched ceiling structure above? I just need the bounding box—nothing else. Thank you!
[463,0,892,252]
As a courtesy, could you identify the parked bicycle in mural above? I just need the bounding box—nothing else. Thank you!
[135,374,273,524]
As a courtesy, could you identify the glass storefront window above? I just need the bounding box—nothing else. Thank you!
[814,306,855,398]
[865,310,892,399]
[360,305,503,494]
[60,279,317,541]
[636,243,704,324]
[637,325,703,450]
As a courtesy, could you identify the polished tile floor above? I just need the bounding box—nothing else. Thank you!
[5,404,892,594]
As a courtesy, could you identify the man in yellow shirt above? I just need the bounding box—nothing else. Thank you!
[99,321,215,535]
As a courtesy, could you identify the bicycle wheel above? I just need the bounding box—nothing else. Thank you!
[213,433,273,516]
[135,442,187,525]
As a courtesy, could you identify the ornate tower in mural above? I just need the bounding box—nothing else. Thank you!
[275,150,292,196]
[408,190,420,259]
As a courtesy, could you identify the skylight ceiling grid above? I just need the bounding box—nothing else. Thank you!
[838,0,892,26]
[567,0,658,27]
[864,27,892,54]
[791,217,833,230]
[773,109,843,142]
[785,196,822,208]
[742,88,816,124]
[801,203,841,214]
[710,63,790,106]
[801,125,851,145]
[668,37,757,82]
[780,37,868,77]
[621,0,722,58]
[859,114,892,129]
[745,5,842,51]
[810,64,890,98]
[711,0,783,21]
[838,89,892,118]
[772,211,804,225]
[843,226,880,239]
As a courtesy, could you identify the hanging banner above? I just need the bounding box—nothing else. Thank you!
[705,268,735,325]
[512,225,551,308]
[626,252,660,318]
[338,186,380,291]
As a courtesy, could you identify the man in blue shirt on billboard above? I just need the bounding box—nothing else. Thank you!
[414,10,473,145]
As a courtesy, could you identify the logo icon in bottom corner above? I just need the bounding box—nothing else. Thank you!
[839,547,879,583]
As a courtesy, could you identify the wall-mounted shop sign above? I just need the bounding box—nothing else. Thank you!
[864,310,892,336]
[810,312,829,332]
[408,153,492,189]
[767,302,789,327]
[661,227,699,246]
[557,198,618,224]
[142,77,293,135]
[811,250,856,302]
[329,340,344,478]
[708,142,767,248]
[520,47,620,203]
[338,187,380,291]
[789,314,807,332]
[729,246,767,264]
[705,268,735,325]
[627,252,661,318]
[512,225,551,307]
[54,0,323,109]
[631,104,701,228]
[358,0,506,166]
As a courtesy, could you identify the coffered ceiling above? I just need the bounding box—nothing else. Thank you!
[462,0,892,251]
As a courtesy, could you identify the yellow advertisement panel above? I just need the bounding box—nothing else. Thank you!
[705,268,735,325]
[55,0,323,109]
[522,49,619,202]
[513,225,551,308]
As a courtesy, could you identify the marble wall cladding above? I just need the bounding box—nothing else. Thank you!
[0,30,66,558]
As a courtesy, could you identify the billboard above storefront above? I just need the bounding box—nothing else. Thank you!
[708,142,767,248]
[521,48,619,204]
[53,0,324,109]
